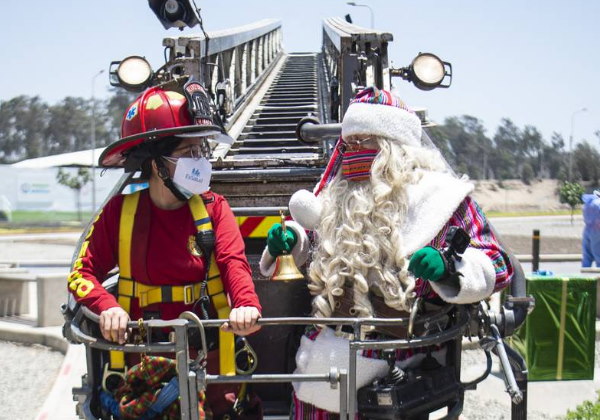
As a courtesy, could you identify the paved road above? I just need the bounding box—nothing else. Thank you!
[490,214,584,238]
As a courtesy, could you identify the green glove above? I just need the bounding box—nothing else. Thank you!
[408,246,448,282]
[267,223,298,257]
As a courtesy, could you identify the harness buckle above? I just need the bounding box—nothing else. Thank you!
[184,284,195,305]
[101,363,127,393]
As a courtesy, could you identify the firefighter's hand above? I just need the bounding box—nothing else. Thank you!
[99,306,130,344]
[408,246,448,282]
[222,306,261,336]
[267,223,297,257]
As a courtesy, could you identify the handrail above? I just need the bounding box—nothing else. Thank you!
[322,17,393,52]
[321,17,394,121]
[162,19,283,127]
[169,19,282,57]
[78,305,455,333]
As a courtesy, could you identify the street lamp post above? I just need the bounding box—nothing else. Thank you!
[91,69,105,212]
[568,107,587,181]
[346,2,374,29]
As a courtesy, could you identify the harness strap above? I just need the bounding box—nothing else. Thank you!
[189,194,235,376]
[131,191,151,284]
[109,191,141,371]
[118,279,203,307]
[110,191,235,376]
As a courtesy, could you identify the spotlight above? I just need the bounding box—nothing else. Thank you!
[109,56,153,92]
[148,0,200,30]
[390,52,452,91]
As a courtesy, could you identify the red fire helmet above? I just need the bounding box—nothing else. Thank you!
[100,86,232,168]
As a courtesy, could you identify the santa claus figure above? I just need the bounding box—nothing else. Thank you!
[260,87,513,417]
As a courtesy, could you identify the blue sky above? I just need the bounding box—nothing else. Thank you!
[1,1,598,149]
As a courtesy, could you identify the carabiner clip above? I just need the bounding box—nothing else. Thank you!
[235,337,258,375]
[179,311,208,366]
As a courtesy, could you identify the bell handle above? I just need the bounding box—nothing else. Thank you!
[280,210,287,234]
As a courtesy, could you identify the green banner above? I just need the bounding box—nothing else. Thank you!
[510,276,597,381]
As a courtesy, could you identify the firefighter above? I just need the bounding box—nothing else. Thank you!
[67,83,261,417]
[260,87,513,417]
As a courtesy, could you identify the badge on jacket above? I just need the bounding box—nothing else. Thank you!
[187,235,203,257]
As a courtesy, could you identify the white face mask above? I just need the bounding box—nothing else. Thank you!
[171,157,212,198]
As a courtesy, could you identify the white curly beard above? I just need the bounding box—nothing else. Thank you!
[308,139,447,318]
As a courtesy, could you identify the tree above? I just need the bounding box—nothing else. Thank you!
[542,132,567,179]
[521,163,534,185]
[57,168,91,221]
[438,115,492,179]
[491,118,521,180]
[521,125,544,177]
[572,141,600,185]
[558,181,585,223]
[0,96,49,162]
[46,97,93,155]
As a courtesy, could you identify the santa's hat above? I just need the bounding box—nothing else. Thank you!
[290,87,422,230]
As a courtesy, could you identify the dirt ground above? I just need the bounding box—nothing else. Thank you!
[471,179,583,254]
[471,179,568,213]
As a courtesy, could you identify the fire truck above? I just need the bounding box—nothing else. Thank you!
[63,1,534,419]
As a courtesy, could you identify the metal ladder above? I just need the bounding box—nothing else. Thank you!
[227,53,324,159]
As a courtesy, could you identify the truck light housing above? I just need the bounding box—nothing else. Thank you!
[390,52,452,91]
[109,56,153,92]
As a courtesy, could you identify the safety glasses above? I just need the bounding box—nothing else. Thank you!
[164,143,208,163]
[341,136,378,152]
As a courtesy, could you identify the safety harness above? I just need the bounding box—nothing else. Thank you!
[106,190,235,380]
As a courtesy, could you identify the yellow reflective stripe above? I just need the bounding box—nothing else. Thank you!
[189,194,212,232]
[109,350,125,370]
[188,196,234,375]
[117,296,131,313]
[118,278,134,297]
[113,194,140,373]
[218,306,235,376]
[208,255,220,278]
[207,277,224,296]
[119,192,140,279]
[211,293,228,310]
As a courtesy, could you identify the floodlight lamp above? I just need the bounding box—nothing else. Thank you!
[412,54,445,85]
[410,53,452,90]
[109,56,153,92]
[390,52,452,91]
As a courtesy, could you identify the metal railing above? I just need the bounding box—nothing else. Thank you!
[70,305,469,420]
[162,19,283,126]
[321,17,393,121]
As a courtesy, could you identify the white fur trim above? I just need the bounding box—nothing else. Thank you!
[429,247,496,304]
[401,171,474,255]
[289,189,322,231]
[293,328,389,413]
[342,102,422,146]
[258,221,309,277]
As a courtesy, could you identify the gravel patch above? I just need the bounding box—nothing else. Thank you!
[460,348,557,420]
[0,341,64,420]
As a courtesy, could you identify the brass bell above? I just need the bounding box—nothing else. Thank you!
[271,211,304,281]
